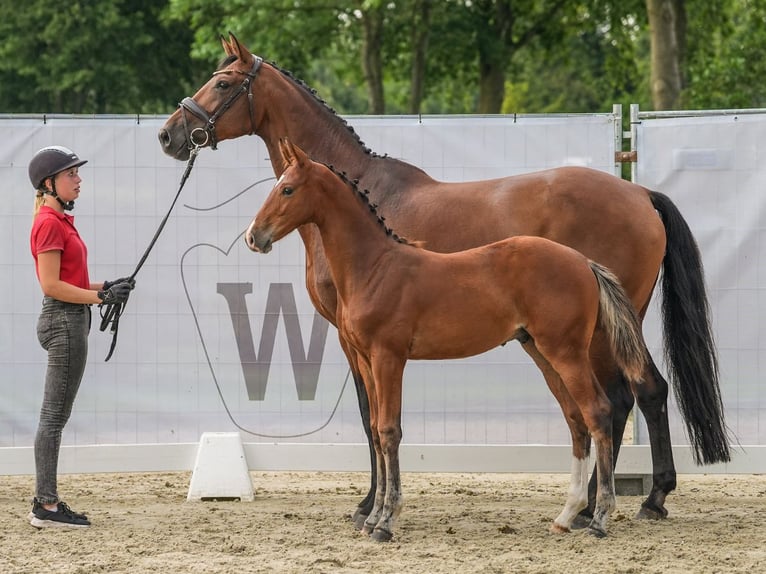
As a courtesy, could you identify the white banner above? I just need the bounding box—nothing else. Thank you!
[636,111,766,446]
[0,114,616,449]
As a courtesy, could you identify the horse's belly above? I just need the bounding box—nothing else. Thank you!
[408,329,513,360]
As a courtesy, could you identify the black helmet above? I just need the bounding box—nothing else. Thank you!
[28,146,88,190]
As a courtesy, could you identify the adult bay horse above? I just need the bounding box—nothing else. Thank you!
[158,33,729,525]
[246,138,648,540]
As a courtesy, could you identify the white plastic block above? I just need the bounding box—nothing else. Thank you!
[187,432,254,502]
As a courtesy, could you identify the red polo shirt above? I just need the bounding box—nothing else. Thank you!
[30,206,91,290]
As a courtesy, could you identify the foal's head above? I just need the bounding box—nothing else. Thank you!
[245,138,330,253]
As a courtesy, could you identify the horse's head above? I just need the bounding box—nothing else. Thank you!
[246,138,321,253]
[158,33,263,160]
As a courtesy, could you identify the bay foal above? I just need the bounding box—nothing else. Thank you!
[245,140,646,540]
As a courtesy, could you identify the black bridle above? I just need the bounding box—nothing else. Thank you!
[179,55,263,150]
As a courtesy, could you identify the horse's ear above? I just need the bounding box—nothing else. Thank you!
[288,140,310,167]
[228,32,254,65]
[279,138,295,168]
[221,34,233,56]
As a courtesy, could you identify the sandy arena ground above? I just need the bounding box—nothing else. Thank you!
[1,471,764,573]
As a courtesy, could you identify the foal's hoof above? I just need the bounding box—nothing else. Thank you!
[587,525,607,538]
[549,522,570,534]
[635,504,668,521]
[370,527,393,542]
[569,514,593,531]
[352,509,369,531]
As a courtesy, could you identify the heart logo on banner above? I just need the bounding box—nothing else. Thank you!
[178,179,357,440]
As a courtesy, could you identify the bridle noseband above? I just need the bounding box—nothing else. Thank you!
[179,55,263,150]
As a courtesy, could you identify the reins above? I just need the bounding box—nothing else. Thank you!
[101,55,262,361]
[99,145,200,361]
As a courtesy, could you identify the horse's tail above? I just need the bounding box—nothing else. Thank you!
[590,261,647,385]
[650,190,730,465]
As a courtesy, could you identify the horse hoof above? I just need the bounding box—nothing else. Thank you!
[587,525,607,538]
[549,522,570,534]
[352,509,369,531]
[569,514,592,531]
[370,527,393,542]
[360,523,374,536]
[635,505,668,521]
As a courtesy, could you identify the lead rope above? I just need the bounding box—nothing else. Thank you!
[99,146,200,361]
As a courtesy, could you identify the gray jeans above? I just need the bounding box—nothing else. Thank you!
[34,297,91,504]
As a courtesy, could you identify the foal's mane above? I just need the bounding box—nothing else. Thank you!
[323,163,419,247]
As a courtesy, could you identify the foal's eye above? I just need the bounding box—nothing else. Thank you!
[215,80,230,90]
[282,186,294,197]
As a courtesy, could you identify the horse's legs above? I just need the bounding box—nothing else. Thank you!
[549,391,591,532]
[585,334,677,521]
[362,434,387,535]
[338,337,377,528]
[631,355,676,520]
[588,416,616,537]
[552,450,591,533]
[521,341,590,533]
[576,340,635,526]
[586,344,676,522]
[353,357,387,536]
[627,297,676,520]
[367,351,406,543]
[350,370,377,527]
[547,352,615,537]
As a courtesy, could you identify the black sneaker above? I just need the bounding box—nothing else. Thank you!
[27,499,88,521]
[29,499,90,529]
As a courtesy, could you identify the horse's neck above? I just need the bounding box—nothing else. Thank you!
[256,64,434,192]
[256,65,372,176]
[312,178,397,300]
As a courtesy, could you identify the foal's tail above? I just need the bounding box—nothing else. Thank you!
[650,190,729,465]
[590,261,647,384]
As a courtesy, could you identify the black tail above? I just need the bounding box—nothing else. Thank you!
[650,190,730,464]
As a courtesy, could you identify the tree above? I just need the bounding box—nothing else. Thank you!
[3,0,763,115]
[501,0,649,113]
[683,0,766,108]
[408,0,431,114]
[0,0,195,113]
[645,0,683,109]
[358,1,386,114]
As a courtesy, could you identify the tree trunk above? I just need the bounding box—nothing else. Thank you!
[646,0,683,110]
[475,0,513,113]
[408,0,431,114]
[673,0,687,89]
[360,6,385,114]
[477,61,506,113]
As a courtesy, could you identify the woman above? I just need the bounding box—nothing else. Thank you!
[27,145,134,528]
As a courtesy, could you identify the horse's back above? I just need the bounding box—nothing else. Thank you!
[376,164,664,312]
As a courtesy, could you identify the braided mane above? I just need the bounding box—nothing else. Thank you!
[272,64,389,158]
[324,163,418,247]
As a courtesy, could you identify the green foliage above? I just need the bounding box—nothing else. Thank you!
[684,0,766,108]
[166,0,354,75]
[1,0,765,115]
[0,0,195,113]
[500,1,651,113]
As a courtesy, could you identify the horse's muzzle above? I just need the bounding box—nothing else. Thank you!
[158,126,191,161]
[245,229,272,253]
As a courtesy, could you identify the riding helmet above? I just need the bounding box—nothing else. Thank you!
[28,146,88,190]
